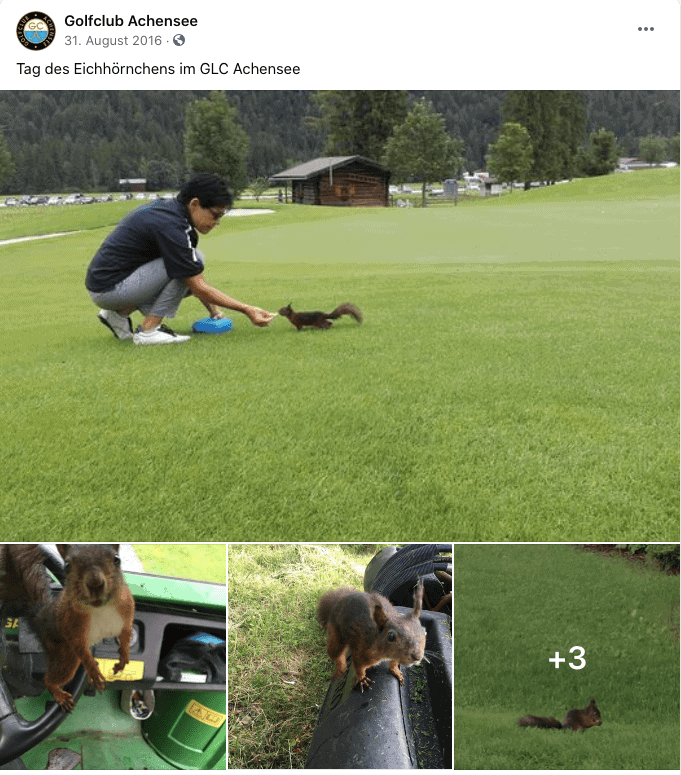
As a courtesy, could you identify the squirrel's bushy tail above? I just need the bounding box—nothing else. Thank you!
[0,544,51,614]
[517,715,563,729]
[328,303,363,323]
[316,587,357,629]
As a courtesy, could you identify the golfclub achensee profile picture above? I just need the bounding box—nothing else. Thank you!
[17,11,56,50]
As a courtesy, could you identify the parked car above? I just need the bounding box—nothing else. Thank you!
[4,197,17,206]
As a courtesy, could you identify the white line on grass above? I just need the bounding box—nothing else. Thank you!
[0,231,79,246]
[0,209,275,247]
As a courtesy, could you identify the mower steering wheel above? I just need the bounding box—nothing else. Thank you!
[0,667,87,766]
[0,544,88,766]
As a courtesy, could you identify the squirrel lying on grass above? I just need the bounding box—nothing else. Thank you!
[518,697,602,732]
[316,581,426,692]
[278,302,363,330]
[0,544,135,712]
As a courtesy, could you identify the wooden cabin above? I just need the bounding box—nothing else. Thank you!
[270,156,390,207]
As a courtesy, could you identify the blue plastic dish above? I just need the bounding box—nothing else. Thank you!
[192,317,233,333]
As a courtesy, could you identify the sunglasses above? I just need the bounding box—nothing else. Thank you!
[206,207,228,221]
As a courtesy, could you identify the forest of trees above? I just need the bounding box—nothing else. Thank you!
[0,90,678,194]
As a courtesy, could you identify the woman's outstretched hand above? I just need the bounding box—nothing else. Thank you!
[247,307,277,327]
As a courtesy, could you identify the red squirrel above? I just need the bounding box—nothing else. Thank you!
[316,581,426,692]
[0,543,135,712]
[518,698,602,732]
[278,302,363,330]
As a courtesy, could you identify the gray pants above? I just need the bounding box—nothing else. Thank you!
[88,257,191,319]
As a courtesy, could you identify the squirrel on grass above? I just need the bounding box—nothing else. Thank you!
[518,698,602,732]
[0,544,135,712]
[316,581,426,692]
[278,302,363,330]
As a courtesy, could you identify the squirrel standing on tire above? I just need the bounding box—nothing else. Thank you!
[278,302,363,330]
[316,581,426,692]
[518,698,602,731]
[0,544,135,713]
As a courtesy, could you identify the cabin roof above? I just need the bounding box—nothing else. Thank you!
[270,156,389,181]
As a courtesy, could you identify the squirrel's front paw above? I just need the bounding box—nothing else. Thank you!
[355,675,373,693]
[112,659,128,675]
[88,669,106,692]
[53,689,75,713]
[388,662,405,685]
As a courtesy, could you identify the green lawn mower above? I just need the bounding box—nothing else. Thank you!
[0,545,225,770]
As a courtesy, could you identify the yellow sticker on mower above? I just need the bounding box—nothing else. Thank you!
[185,699,226,728]
[96,658,145,681]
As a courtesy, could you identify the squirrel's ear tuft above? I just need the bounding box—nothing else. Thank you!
[411,580,424,615]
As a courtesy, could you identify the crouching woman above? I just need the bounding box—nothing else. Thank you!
[85,173,275,345]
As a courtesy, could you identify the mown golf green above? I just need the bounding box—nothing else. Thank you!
[454,544,679,769]
[0,170,678,540]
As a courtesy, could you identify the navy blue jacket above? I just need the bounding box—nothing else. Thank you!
[86,198,204,293]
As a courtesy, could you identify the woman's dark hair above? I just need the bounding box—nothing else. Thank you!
[177,173,233,209]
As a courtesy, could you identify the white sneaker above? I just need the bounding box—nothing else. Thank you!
[98,309,133,339]
[133,324,191,346]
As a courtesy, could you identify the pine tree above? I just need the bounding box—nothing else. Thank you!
[639,135,668,164]
[184,91,250,196]
[0,130,15,189]
[382,100,463,206]
[487,123,533,190]
[582,128,618,176]
[557,91,587,179]
[315,91,408,161]
[503,91,586,186]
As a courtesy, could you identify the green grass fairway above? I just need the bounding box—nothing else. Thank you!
[0,171,678,540]
[454,545,680,769]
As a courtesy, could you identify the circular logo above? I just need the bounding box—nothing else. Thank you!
[173,34,185,46]
[17,11,56,50]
